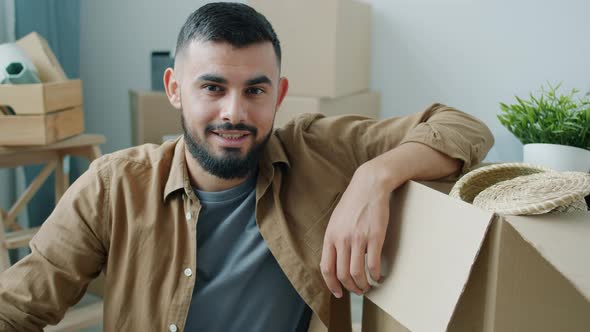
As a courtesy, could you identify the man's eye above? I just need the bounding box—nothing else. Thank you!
[246,87,264,95]
[204,85,223,92]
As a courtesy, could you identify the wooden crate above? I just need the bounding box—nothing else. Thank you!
[0,79,82,115]
[0,106,84,146]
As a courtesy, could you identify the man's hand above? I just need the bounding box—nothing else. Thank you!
[319,142,463,298]
[320,161,391,297]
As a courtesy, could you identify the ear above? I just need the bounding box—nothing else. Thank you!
[164,68,182,109]
[275,76,289,113]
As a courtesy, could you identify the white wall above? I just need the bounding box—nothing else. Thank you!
[370,0,590,162]
[81,0,590,161]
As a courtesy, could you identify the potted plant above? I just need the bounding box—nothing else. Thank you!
[498,83,590,172]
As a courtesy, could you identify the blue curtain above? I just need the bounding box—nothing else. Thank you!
[15,0,81,228]
[15,0,80,77]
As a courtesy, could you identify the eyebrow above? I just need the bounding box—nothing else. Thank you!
[245,75,272,87]
[196,74,227,84]
[195,74,273,87]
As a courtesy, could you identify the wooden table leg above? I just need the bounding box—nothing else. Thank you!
[90,145,102,160]
[55,156,67,202]
[5,161,57,232]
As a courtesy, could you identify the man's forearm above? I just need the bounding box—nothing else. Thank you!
[360,141,463,192]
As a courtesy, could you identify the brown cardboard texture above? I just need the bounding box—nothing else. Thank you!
[15,32,68,83]
[249,0,371,98]
[275,91,380,128]
[0,79,83,115]
[362,181,590,332]
[0,106,84,146]
[129,90,181,145]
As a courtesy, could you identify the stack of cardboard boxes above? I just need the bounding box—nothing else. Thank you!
[0,32,84,146]
[249,0,380,126]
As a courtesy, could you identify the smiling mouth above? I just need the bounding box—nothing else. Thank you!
[210,130,251,140]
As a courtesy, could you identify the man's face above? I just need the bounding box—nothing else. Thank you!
[166,40,287,179]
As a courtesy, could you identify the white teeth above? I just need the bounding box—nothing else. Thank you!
[218,133,245,139]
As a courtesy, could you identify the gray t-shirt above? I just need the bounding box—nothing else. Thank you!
[184,175,312,331]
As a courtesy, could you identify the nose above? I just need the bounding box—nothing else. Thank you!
[220,92,247,124]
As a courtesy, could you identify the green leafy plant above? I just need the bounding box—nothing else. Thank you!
[498,83,590,150]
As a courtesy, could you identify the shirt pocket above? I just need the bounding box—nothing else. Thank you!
[303,192,343,253]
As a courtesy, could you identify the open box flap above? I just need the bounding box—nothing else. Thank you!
[365,181,494,332]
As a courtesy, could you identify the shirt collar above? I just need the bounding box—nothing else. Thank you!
[163,133,290,201]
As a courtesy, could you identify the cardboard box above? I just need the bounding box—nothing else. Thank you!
[362,181,590,332]
[129,90,181,145]
[249,0,371,98]
[275,90,380,127]
[0,106,84,145]
[0,79,83,115]
[15,32,68,83]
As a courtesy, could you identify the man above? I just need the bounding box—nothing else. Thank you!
[0,2,494,332]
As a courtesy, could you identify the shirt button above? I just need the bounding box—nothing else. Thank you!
[168,324,178,332]
[185,212,192,220]
[184,268,193,277]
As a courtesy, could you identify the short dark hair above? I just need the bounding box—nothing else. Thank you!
[175,2,281,67]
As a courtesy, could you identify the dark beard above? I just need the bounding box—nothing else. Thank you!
[181,114,271,180]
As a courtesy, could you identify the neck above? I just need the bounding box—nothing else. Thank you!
[184,148,251,192]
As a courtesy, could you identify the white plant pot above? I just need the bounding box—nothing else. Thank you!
[523,143,590,172]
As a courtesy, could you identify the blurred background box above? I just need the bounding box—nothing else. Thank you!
[249,0,371,98]
[129,90,181,145]
[275,90,380,127]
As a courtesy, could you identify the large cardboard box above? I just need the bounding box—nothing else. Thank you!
[362,181,590,332]
[249,0,371,98]
[129,90,181,145]
[275,91,380,127]
[0,32,83,145]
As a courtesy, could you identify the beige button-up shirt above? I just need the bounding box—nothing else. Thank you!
[0,104,494,332]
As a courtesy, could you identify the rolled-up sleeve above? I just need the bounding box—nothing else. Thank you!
[0,161,109,331]
[279,103,494,176]
[397,103,495,173]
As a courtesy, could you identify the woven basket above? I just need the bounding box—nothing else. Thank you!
[449,163,551,203]
[450,163,590,215]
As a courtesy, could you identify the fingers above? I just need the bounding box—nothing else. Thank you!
[350,235,369,292]
[320,242,342,298]
[366,224,387,284]
[336,239,364,296]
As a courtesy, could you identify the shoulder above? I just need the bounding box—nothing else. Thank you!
[275,112,375,142]
[88,139,178,180]
[273,113,376,176]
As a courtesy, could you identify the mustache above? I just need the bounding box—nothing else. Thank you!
[206,123,258,135]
